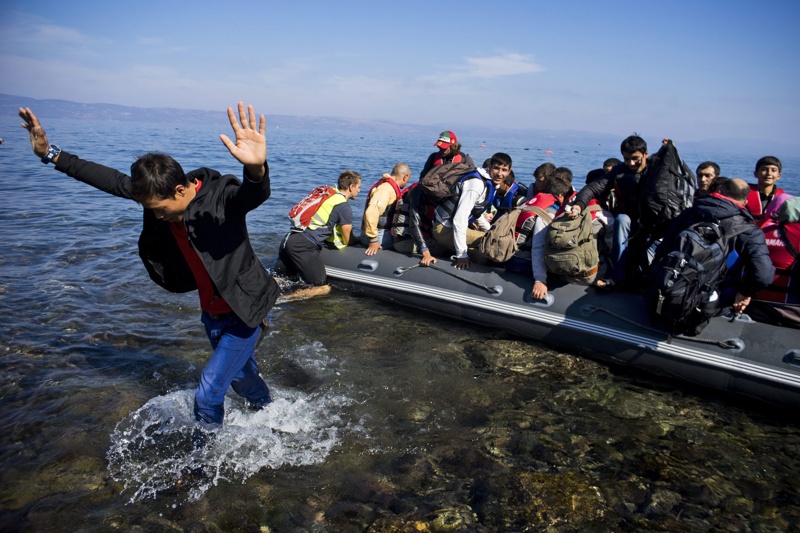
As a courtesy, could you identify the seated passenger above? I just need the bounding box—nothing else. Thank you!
[485,152,528,222]
[528,162,556,200]
[747,195,800,328]
[550,167,613,277]
[585,157,622,184]
[360,163,411,255]
[431,168,495,270]
[392,182,451,266]
[418,130,475,181]
[571,135,669,290]
[746,156,784,222]
[655,178,774,317]
[520,177,571,299]
[277,171,361,299]
[695,161,720,199]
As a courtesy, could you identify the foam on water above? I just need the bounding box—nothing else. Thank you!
[107,343,359,503]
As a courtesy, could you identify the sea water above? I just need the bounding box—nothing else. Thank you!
[0,116,799,531]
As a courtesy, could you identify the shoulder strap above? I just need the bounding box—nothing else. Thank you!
[521,205,553,225]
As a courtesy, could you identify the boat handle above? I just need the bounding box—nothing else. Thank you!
[358,260,379,272]
[784,350,800,369]
[528,293,554,307]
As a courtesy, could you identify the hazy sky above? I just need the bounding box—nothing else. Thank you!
[2,0,799,144]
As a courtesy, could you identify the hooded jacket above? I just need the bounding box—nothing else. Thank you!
[655,194,775,297]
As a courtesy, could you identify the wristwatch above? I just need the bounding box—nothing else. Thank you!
[41,144,61,164]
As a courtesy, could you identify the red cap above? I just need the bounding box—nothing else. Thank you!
[435,130,457,150]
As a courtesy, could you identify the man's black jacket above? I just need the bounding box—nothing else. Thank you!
[55,152,279,328]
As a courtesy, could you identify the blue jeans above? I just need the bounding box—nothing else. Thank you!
[195,311,272,425]
[610,214,631,284]
[609,214,659,285]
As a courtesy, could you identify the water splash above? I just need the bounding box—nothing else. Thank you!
[107,386,356,503]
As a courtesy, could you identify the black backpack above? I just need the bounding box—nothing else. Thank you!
[646,216,749,335]
[639,140,696,239]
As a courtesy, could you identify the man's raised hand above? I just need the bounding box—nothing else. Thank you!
[18,107,50,158]
[220,102,267,178]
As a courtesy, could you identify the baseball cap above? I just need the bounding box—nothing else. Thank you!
[435,131,457,150]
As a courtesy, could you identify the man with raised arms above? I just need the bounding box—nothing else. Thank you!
[19,103,278,428]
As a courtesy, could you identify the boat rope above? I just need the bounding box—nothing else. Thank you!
[394,264,501,294]
[583,306,742,350]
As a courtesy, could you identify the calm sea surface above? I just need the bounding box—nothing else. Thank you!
[1,117,799,532]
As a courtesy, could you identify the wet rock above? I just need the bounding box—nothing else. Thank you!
[428,505,478,532]
[643,489,682,518]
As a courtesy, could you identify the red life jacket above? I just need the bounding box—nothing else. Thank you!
[362,176,402,230]
[515,193,557,246]
[432,152,463,166]
[746,183,785,220]
[555,191,602,219]
[755,221,800,304]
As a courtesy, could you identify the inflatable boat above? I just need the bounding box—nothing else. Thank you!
[320,245,800,410]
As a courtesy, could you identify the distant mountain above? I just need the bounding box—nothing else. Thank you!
[2,94,431,135]
[3,94,797,155]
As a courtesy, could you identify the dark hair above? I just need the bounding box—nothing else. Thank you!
[603,157,622,168]
[552,167,573,184]
[620,135,647,155]
[490,152,512,168]
[502,169,516,186]
[717,178,750,203]
[533,162,556,180]
[755,156,782,173]
[130,152,189,202]
[696,161,720,176]
[338,170,362,190]
[546,176,572,198]
[708,176,729,194]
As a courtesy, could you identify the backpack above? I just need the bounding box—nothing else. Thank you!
[288,185,337,230]
[543,205,601,278]
[478,205,553,263]
[639,140,696,239]
[418,162,477,203]
[646,216,750,334]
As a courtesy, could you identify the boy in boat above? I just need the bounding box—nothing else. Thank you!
[746,156,784,222]
[585,158,622,185]
[747,195,800,328]
[431,166,495,270]
[278,171,361,299]
[19,103,278,427]
[418,130,475,181]
[485,153,528,223]
[528,162,556,200]
[360,163,411,255]
[504,176,570,299]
